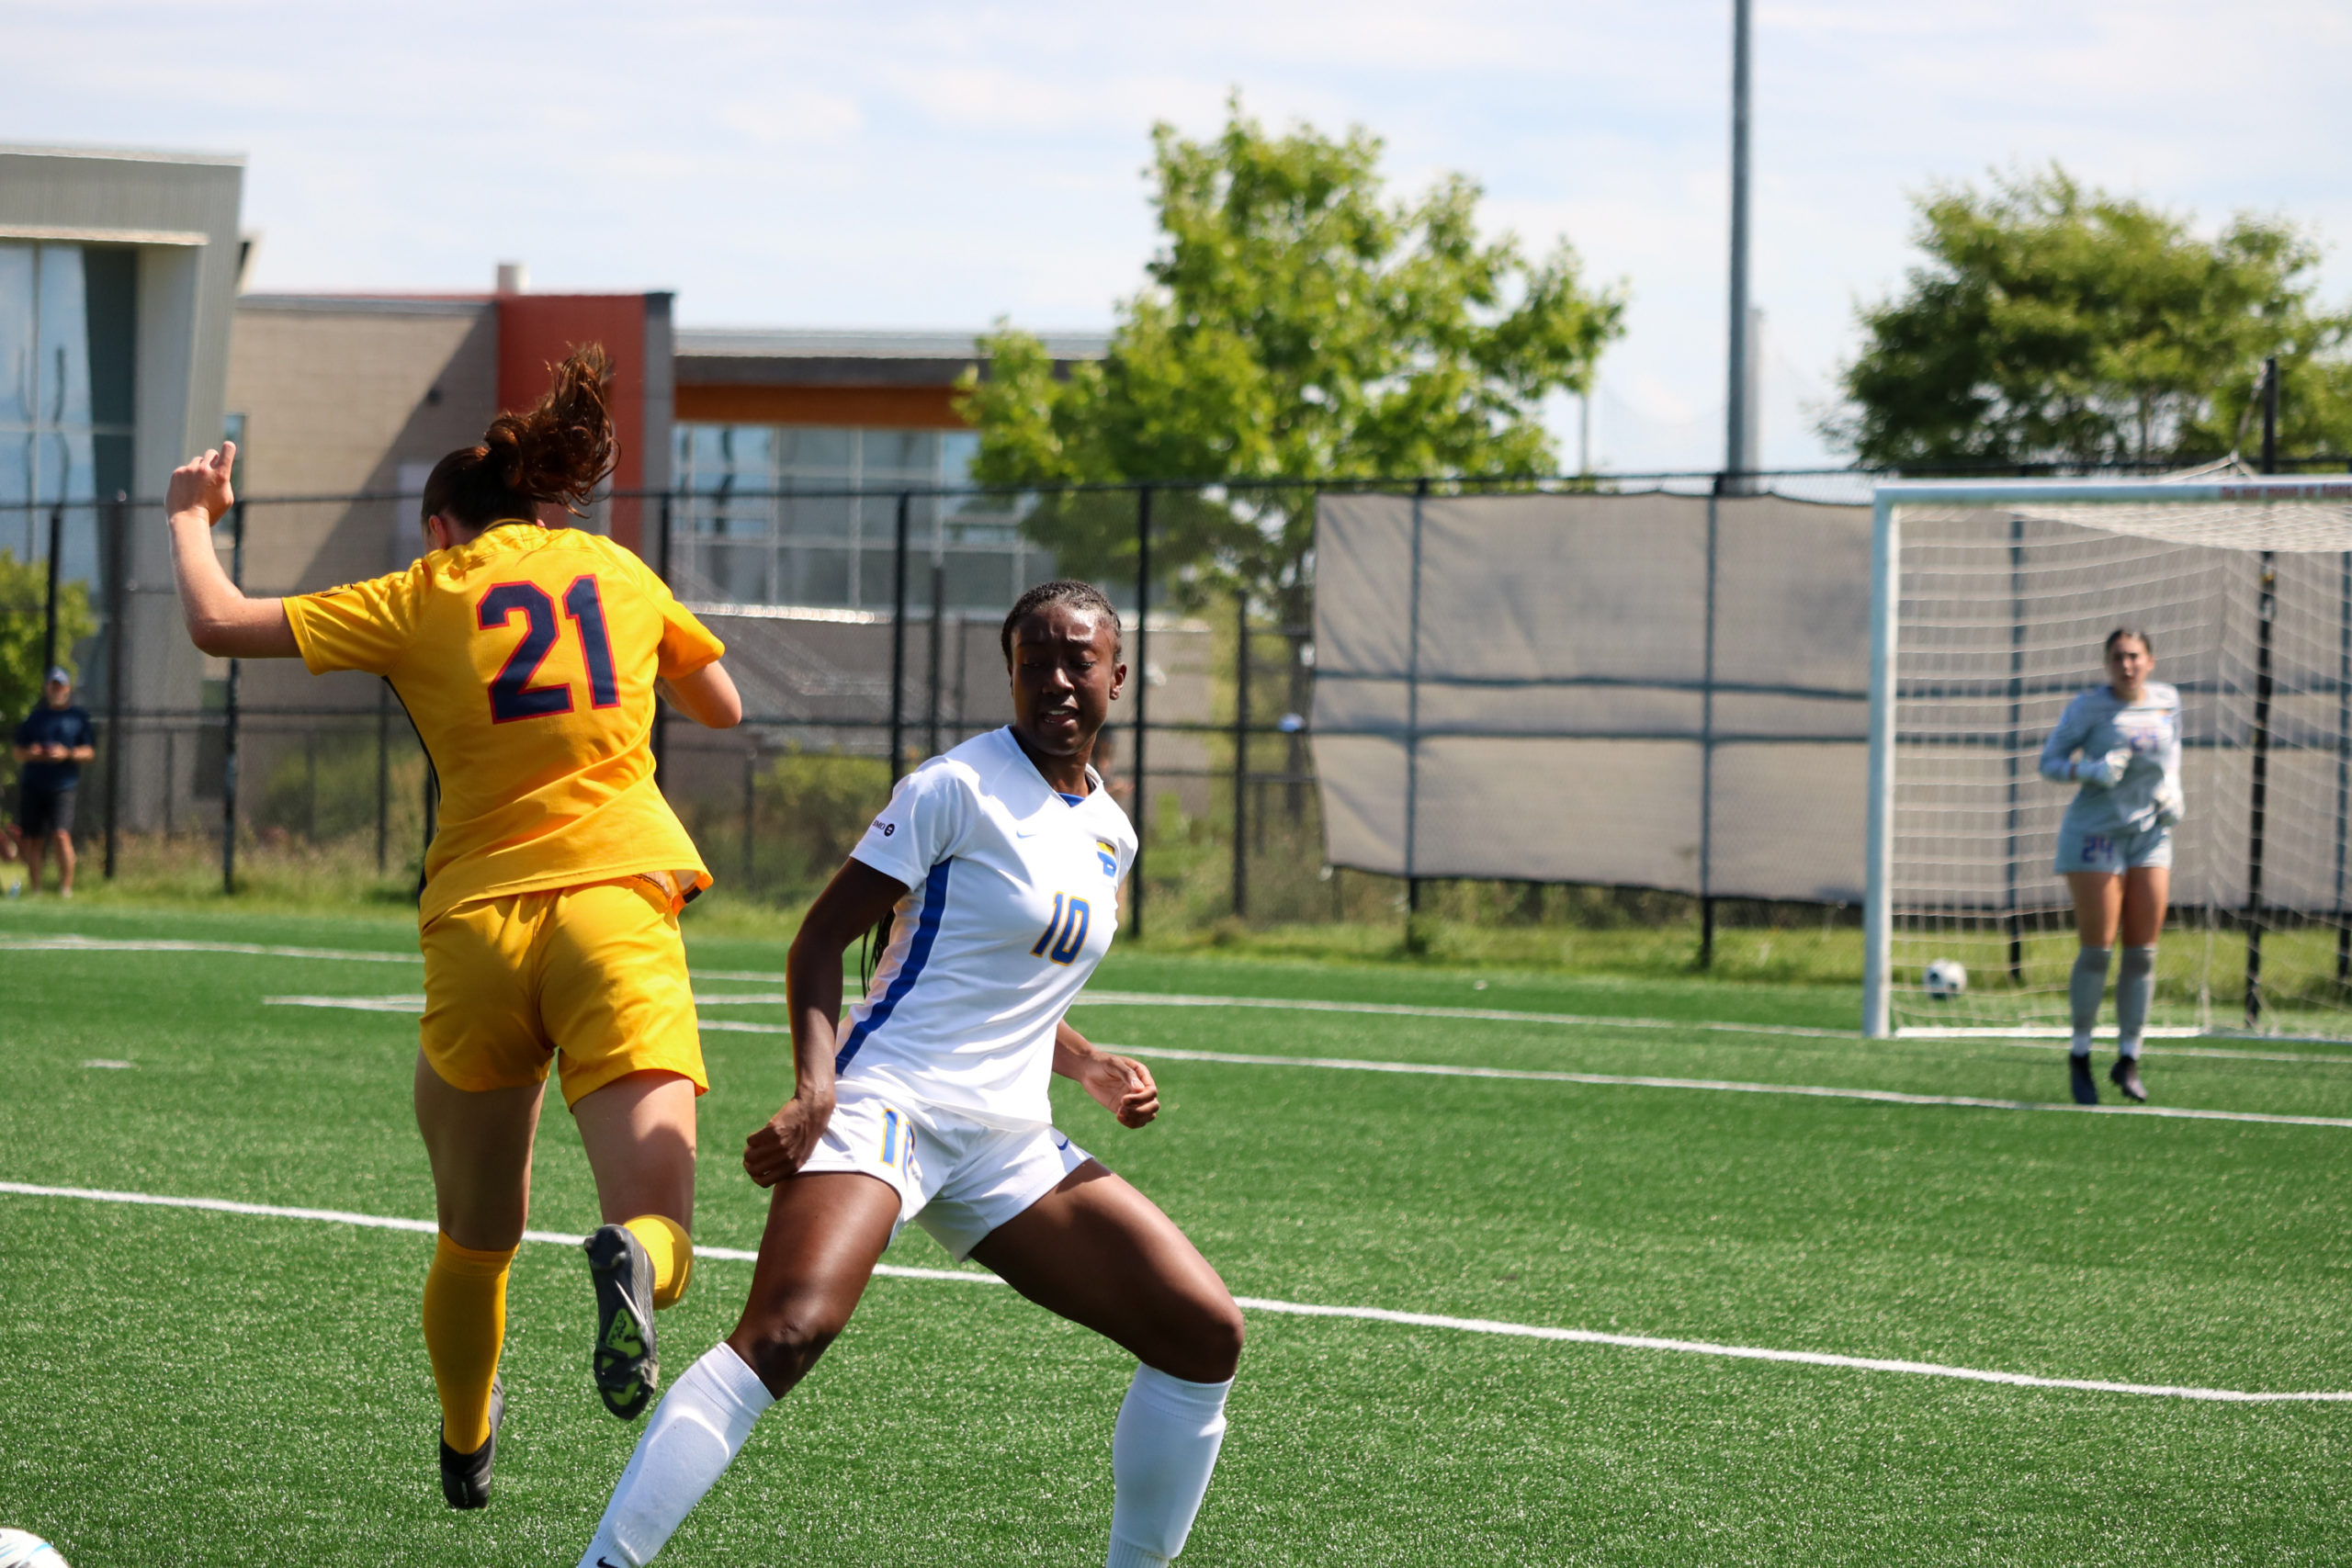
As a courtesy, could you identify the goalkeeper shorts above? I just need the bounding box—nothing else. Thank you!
[419,876,707,1107]
[2055,821,2172,877]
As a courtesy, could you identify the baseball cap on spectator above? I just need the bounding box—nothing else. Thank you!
[45,667,70,684]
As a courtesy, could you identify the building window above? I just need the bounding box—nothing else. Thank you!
[0,243,135,573]
[672,424,1040,609]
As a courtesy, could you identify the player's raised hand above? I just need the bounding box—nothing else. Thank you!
[743,1093,834,1187]
[165,441,237,526]
[1081,1051,1160,1129]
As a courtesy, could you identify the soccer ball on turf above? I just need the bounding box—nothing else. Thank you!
[0,1529,67,1568]
[1922,959,1968,999]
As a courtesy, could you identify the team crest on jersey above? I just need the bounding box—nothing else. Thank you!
[1095,839,1117,877]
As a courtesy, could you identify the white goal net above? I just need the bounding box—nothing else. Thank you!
[1863,476,2352,1040]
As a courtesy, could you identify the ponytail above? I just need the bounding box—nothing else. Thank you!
[422,344,618,532]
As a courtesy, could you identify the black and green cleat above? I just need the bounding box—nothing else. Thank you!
[584,1223,659,1419]
[2070,1056,2099,1106]
[438,1375,503,1510]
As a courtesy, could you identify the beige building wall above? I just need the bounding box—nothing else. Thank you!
[226,296,497,591]
[225,297,500,721]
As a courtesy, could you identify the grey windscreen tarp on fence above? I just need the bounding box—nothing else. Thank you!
[1311,491,1874,901]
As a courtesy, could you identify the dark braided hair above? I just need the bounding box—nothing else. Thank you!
[2104,626,2154,657]
[1001,579,1122,663]
[421,344,618,531]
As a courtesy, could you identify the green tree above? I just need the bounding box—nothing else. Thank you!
[1827,166,2352,468]
[957,97,1625,622]
[0,550,96,786]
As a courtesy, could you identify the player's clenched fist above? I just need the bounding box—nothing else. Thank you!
[743,1094,836,1187]
[166,440,237,526]
[1078,1051,1160,1128]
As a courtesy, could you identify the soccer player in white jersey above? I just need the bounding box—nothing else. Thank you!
[576,581,1244,1568]
[2041,626,2181,1105]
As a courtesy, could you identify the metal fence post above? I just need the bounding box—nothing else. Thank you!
[1232,593,1250,919]
[103,493,127,880]
[926,558,944,761]
[2247,550,2277,1024]
[376,681,391,873]
[1700,490,1720,968]
[1404,479,1429,917]
[40,503,62,676]
[2005,516,2026,982]
[2247,361,2280,1023]
[888,491,910,784]
[221,500,245,895]
[1132,484,1152,942]
[742,743,758,886]
[2336,547,2349,984]
[651,493,673,784]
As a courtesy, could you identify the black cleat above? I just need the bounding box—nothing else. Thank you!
[2110,1055,2148,1104]
[2070,1055,2099,1106]
[585,1223,659,1419]
[439,1375,503,1510]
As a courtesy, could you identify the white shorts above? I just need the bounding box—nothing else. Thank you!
[2054,820,2173,876]
[800,1077,1093,1262]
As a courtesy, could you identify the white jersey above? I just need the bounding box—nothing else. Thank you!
[835,727,1136,1126]
[2038,681,2184,839]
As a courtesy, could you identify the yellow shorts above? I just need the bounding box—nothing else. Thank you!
[419,877,707,1108]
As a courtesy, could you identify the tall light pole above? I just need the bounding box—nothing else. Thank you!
[1724,0,1754,491]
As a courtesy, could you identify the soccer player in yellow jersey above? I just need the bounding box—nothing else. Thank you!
[164,347,741,1510]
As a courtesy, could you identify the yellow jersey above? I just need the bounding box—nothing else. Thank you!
[283,521,725,926]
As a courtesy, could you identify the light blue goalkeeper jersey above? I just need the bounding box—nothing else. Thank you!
[2038,682,2183,839]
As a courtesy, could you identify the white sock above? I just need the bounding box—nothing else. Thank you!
[1105,1366,1232,1568]
[2070,1033,2093,1060]
[577,1343,775,1568]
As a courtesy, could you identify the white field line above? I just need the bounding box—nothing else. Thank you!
[1120,1044,2352,1130]
[13,933,2342,1065]
[252,995,2352,1130]
[1,934,422,964]
[693,988,2348,1066]
[2,1178,2339,1404]
[258,996,799,1036]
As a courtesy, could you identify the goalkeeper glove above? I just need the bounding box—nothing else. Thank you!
[2154,781,2184,827]
[2075,749,2133,788]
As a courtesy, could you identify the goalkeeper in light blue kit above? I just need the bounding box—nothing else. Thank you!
[2040,627,2180,1105]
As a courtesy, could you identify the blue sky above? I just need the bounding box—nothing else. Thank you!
[13,1,2350,472]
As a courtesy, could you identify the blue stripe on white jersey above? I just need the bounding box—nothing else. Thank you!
[834,859,952,1074]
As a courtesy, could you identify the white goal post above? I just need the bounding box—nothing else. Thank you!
[1864,475,2352,1040]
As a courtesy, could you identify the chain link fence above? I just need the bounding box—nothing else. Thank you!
[12,462,2340,960]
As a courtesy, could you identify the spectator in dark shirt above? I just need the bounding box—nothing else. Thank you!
[13,666,96,897]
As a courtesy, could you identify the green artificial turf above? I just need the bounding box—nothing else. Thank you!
[3,901,2349,1564]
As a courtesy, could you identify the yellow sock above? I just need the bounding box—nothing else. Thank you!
[621,1213,694,1310]
[423,1234,515,1453]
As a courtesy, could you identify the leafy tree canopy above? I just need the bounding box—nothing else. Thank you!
[957,96,1625,616]
[1826,166,2352,469]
